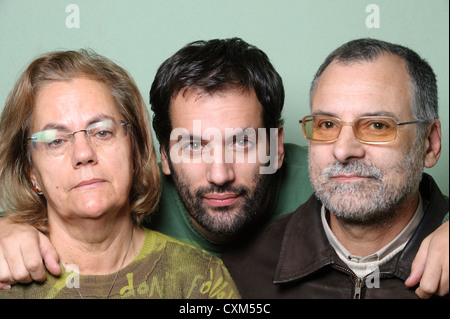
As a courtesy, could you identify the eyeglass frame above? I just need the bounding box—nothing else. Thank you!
[27,119,131,152]
[298,115,429,144]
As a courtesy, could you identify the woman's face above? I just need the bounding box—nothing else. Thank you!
[29,77,134,222]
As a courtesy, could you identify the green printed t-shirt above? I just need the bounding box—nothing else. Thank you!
[0,228,240,299]
[148,143,313,256]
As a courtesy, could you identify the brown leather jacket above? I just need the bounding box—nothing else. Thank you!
[223,173,449,299]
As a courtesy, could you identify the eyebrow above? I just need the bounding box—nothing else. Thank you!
[178,127,259,144]
[40,114,116,132]
[312,110,398,120]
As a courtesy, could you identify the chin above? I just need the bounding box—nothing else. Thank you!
[76,198,126,220]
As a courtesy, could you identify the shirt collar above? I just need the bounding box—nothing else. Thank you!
[321,194,425,277]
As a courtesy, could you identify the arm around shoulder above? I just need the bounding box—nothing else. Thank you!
[0,216,60,288]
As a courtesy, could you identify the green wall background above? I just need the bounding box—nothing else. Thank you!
[0,0,448,195]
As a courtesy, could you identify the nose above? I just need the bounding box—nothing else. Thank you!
[71,132,98,167]
[332,126,365,163]
[205,147,235,186]
[206,162,235,186]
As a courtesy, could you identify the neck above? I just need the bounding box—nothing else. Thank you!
[48,209,144,275]
[329,192,419,257]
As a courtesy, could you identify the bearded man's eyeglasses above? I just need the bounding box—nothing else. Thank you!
[299,115,427,144]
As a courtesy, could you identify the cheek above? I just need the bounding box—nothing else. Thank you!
[104,146,133,185]
[176,162,204,185]
[237,162,260,178]
[308,146,329,169]
[31,158,66,193]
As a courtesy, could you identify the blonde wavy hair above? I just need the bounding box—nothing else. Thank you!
[0,49,161,233]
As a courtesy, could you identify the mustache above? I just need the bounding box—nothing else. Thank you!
[322,159,384,181]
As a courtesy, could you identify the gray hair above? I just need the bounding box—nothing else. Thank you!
[310,38,438,138]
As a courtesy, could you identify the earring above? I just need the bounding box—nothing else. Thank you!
[33,184,43,195]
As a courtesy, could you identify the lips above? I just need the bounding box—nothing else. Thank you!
[73,178,107,189]
[203,193,240,207]
[331,174,374,182]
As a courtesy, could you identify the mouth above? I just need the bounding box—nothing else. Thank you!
[203,193,241,208]
[331,174,371,182]
[73,178,107,190]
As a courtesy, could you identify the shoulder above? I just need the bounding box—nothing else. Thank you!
[224,195,319,265]
[223,209,294,269]
[141,228,240,299]
[142,227,222,264]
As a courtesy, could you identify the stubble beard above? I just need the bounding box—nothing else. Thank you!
[168,158,271,236]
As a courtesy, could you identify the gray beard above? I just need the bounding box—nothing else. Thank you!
[310,147,423,227]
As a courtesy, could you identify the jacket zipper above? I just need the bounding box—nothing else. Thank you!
[332,264,392,299]
[354,277,362,299]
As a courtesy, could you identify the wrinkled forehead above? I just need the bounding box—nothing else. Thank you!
[311,55,412,120]
[31,78,121,132]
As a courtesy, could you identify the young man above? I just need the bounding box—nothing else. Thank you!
[222,38,449,298]
[148,38,311,253]
[0,38,448,298]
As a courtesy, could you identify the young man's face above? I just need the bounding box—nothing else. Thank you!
[161,88,284,239]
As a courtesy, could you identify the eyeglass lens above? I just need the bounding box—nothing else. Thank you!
[302,116,398,143]
[29,120,129,155]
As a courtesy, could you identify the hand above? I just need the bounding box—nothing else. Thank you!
[0,217,61,289]
[405,221,449,298]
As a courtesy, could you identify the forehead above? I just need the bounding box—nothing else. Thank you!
[32,77,121,129]
[312,54,412,119]
[169,88,263,133]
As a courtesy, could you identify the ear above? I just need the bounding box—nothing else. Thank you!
[29,166,42,193]
[276,126,285,170]
[423,119,441,168]
[160,145,172,175]
[29,164,37,186]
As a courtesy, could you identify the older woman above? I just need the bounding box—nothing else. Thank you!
[0,50,239,299]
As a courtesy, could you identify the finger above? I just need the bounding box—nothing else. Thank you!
[414,268,441,299]
[0,283,11,290]
[414,221,449,298]
[415,287,433,299]
[417,263,449,298]
[2,243,33,284]
[0,252,15,286]
[405,236,429,287]
[437,270,449,296]
[39,232,61,276]
[21,240,46,282]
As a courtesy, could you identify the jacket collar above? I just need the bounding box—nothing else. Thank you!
[273,173,448,284]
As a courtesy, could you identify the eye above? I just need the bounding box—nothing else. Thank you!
[360,118,393,131]
[316,119,339,130]
[48,138,66,148]
[235,136,249,148]
[95,130,113,139]
[182,141,203,154]
[233,133,257,152]
[46,135,70,149]
[88,120,115,140]
[369,121,389,130]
